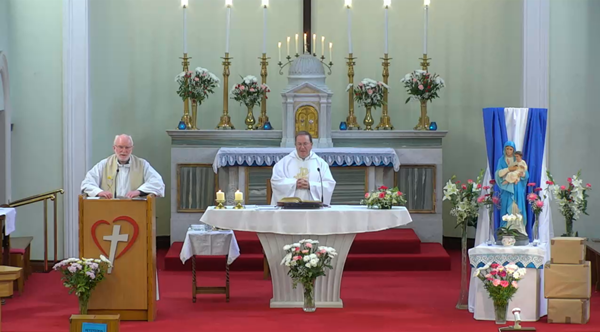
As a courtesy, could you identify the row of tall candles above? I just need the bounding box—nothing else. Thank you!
[181,0,432,57]
[216,190,243,201]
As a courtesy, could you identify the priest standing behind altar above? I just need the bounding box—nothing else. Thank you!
[270,131,336,205]
[81,134,165,198]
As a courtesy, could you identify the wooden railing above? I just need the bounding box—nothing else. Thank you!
[8,189,64,272]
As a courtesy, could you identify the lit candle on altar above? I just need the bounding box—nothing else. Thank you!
[345,0,352,54]
[329,42,333,60]
[225,0,233,53]
[287,36,291,56]
[384,0,390,54]
[303,33,307,54]
[216,190,225,201]
[312,34,316,54]
[295,34,299,54]
[423,0,430,55]
[278,42,281,62]
[262,0,268,54]
[321,36,325,57]
[235,190,243,201]
[182,0,188,54]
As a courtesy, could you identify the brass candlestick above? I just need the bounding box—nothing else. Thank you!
[376,53,393,130]
[414,54,431,131]
[346,53,360,130]
[215,199,226,209]
[256,53,270,129]
[180,53,192,129]
[233,200,244,209]
[217,53,235,130]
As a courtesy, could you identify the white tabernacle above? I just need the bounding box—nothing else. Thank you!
[200,205,412,308]
[468,244,547,321]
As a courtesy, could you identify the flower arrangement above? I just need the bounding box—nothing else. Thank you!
[346,78,389,108]
[175,67,220,102]
[360,185,406,209]
[53,256,112,314]
[231,75,270,108]
[474,263,527,323]
[281,240,337,312]
[477,180,501,209]
[442,170,485,228]
[545,170,592,236]
[400,70,445,104]
[526,182,546,241]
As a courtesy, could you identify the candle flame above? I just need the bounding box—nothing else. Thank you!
[322,36,325,42]
[278,42,281,48]
[181,0,188,8]
[295,34,298,40]
[287,36,291,42]
[262,0,269,7]
[345,0,352,8]
[384,0,391,7]
[329,42,333,49]
[226,0,233,7]
[424,0,430,6]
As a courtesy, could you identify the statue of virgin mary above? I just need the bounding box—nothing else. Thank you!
[495,141,529,235]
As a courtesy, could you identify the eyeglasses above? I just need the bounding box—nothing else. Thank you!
[115,145,132,150]
[295,143,312,147]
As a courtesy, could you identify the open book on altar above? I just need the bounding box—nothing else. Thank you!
[276,197,324,209]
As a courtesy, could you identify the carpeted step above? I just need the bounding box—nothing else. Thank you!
[352,229,420,254]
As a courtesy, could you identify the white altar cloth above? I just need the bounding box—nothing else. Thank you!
[468,244,547,321]
[212,147,401,173]
[200,205,412,308]
[0,207,16,235]
[179,230,240,265]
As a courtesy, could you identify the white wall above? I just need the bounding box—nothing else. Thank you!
[0,0,8,107]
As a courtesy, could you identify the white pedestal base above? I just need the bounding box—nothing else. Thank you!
[258,233,355,309]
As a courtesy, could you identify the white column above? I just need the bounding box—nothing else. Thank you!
[522,0,549,109]
[63,0,90,258]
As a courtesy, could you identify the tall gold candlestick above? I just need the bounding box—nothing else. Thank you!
[414,54,431,130]
[217,53,235,130]
[256,53,270,129]
[180,53,192,129]
[346,53,360,130]
[376,53,393,130]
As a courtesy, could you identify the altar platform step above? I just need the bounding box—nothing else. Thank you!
[164,229,450,271]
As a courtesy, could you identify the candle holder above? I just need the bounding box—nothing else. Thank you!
[233,200,244,209]
[278,53,300,75]
[376,53,393,130]
[346,53,360,130]
[318,54,333,75]
[180,53,192,130]
[217,53,235,130]
[414,54,431,131]
[256,54,270,129]
[215,199,226,209]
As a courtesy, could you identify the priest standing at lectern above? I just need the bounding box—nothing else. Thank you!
[81,134,165,198]
[271,131,336,205]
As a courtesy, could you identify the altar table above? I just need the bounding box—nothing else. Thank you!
[468,244,547,321]
[200,205,412,308]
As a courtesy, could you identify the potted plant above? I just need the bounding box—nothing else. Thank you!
[496,225,521,246]
[360,186,406,209]
[281,240,337,312]
[474,263,527,324]
[230,75,270,130]
[546,170,592,237]
[53,256,112,314]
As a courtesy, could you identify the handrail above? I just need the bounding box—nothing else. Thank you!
[5,189,64,272]
[9,189,64,205]
[8,194,56,207]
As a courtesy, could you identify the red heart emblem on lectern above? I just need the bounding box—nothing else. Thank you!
[91,216,139,259]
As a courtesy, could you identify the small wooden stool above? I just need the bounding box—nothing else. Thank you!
[191,255,230,303]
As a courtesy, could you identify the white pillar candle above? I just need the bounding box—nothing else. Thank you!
[346,6,352,54]
[278,42,282,62]
[217,190,225,201]
[423,0,429,55]
[321,36,325,57]
[384,4,389,54]
[225,1,232,53]
[262,4,267,54]
[303,33,307,54]
[295,34,299,54]
[182,0,188,54]
[286,36,291,56]
[235,190,243,201]
[312,34,316,54]
[329,42,333,60]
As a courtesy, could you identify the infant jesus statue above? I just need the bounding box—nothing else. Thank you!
[503,151,527,185]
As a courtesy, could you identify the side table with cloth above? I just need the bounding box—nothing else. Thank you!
[468,244,547,321]
[200,205,412,308]
[0,207,16,265]
[180,229,241,303]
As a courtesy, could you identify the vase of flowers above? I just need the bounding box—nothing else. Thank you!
[477,180,501,245]
[401,70,445,131]
[230,75,270,130]
[526,183,546,245]
[175,67,220,130]
[281,240,337,312]
[360,186,406,209]
[546,171,592,237]
[474,263,527,324]
[347,78,388,131]
[443,170,484,310]
[53,256,112,314]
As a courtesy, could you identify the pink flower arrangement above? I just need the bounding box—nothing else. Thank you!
[361,185,406,209]
[474,262,526,309]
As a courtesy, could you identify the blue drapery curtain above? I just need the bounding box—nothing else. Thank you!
[483,108,508,231]
[522,108,548,241]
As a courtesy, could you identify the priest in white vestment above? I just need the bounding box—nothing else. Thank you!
[270,131,336,205]
[81,134,165,198]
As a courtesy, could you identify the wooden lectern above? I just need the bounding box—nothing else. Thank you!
[78,195,157,321]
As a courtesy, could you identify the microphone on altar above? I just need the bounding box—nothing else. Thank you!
[317,167,324,205]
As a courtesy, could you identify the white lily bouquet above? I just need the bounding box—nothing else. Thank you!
[175,67,220,103]
[231,75,270,109]
[281,239,337,312]
[346,78,388,109]
[442,170,485,229]
[400,70,445,103]
[546,170,592,236]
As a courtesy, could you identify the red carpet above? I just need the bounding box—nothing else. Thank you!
[164,229,451,271]
[2,250,599,332]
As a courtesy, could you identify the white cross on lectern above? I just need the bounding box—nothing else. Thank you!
[103,225,129,273]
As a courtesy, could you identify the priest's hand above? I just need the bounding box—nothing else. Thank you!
[296,178,309,190]
[126,190,141,198]
[97,191,113,199]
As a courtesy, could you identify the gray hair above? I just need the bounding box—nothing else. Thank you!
[114,134,134,146]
